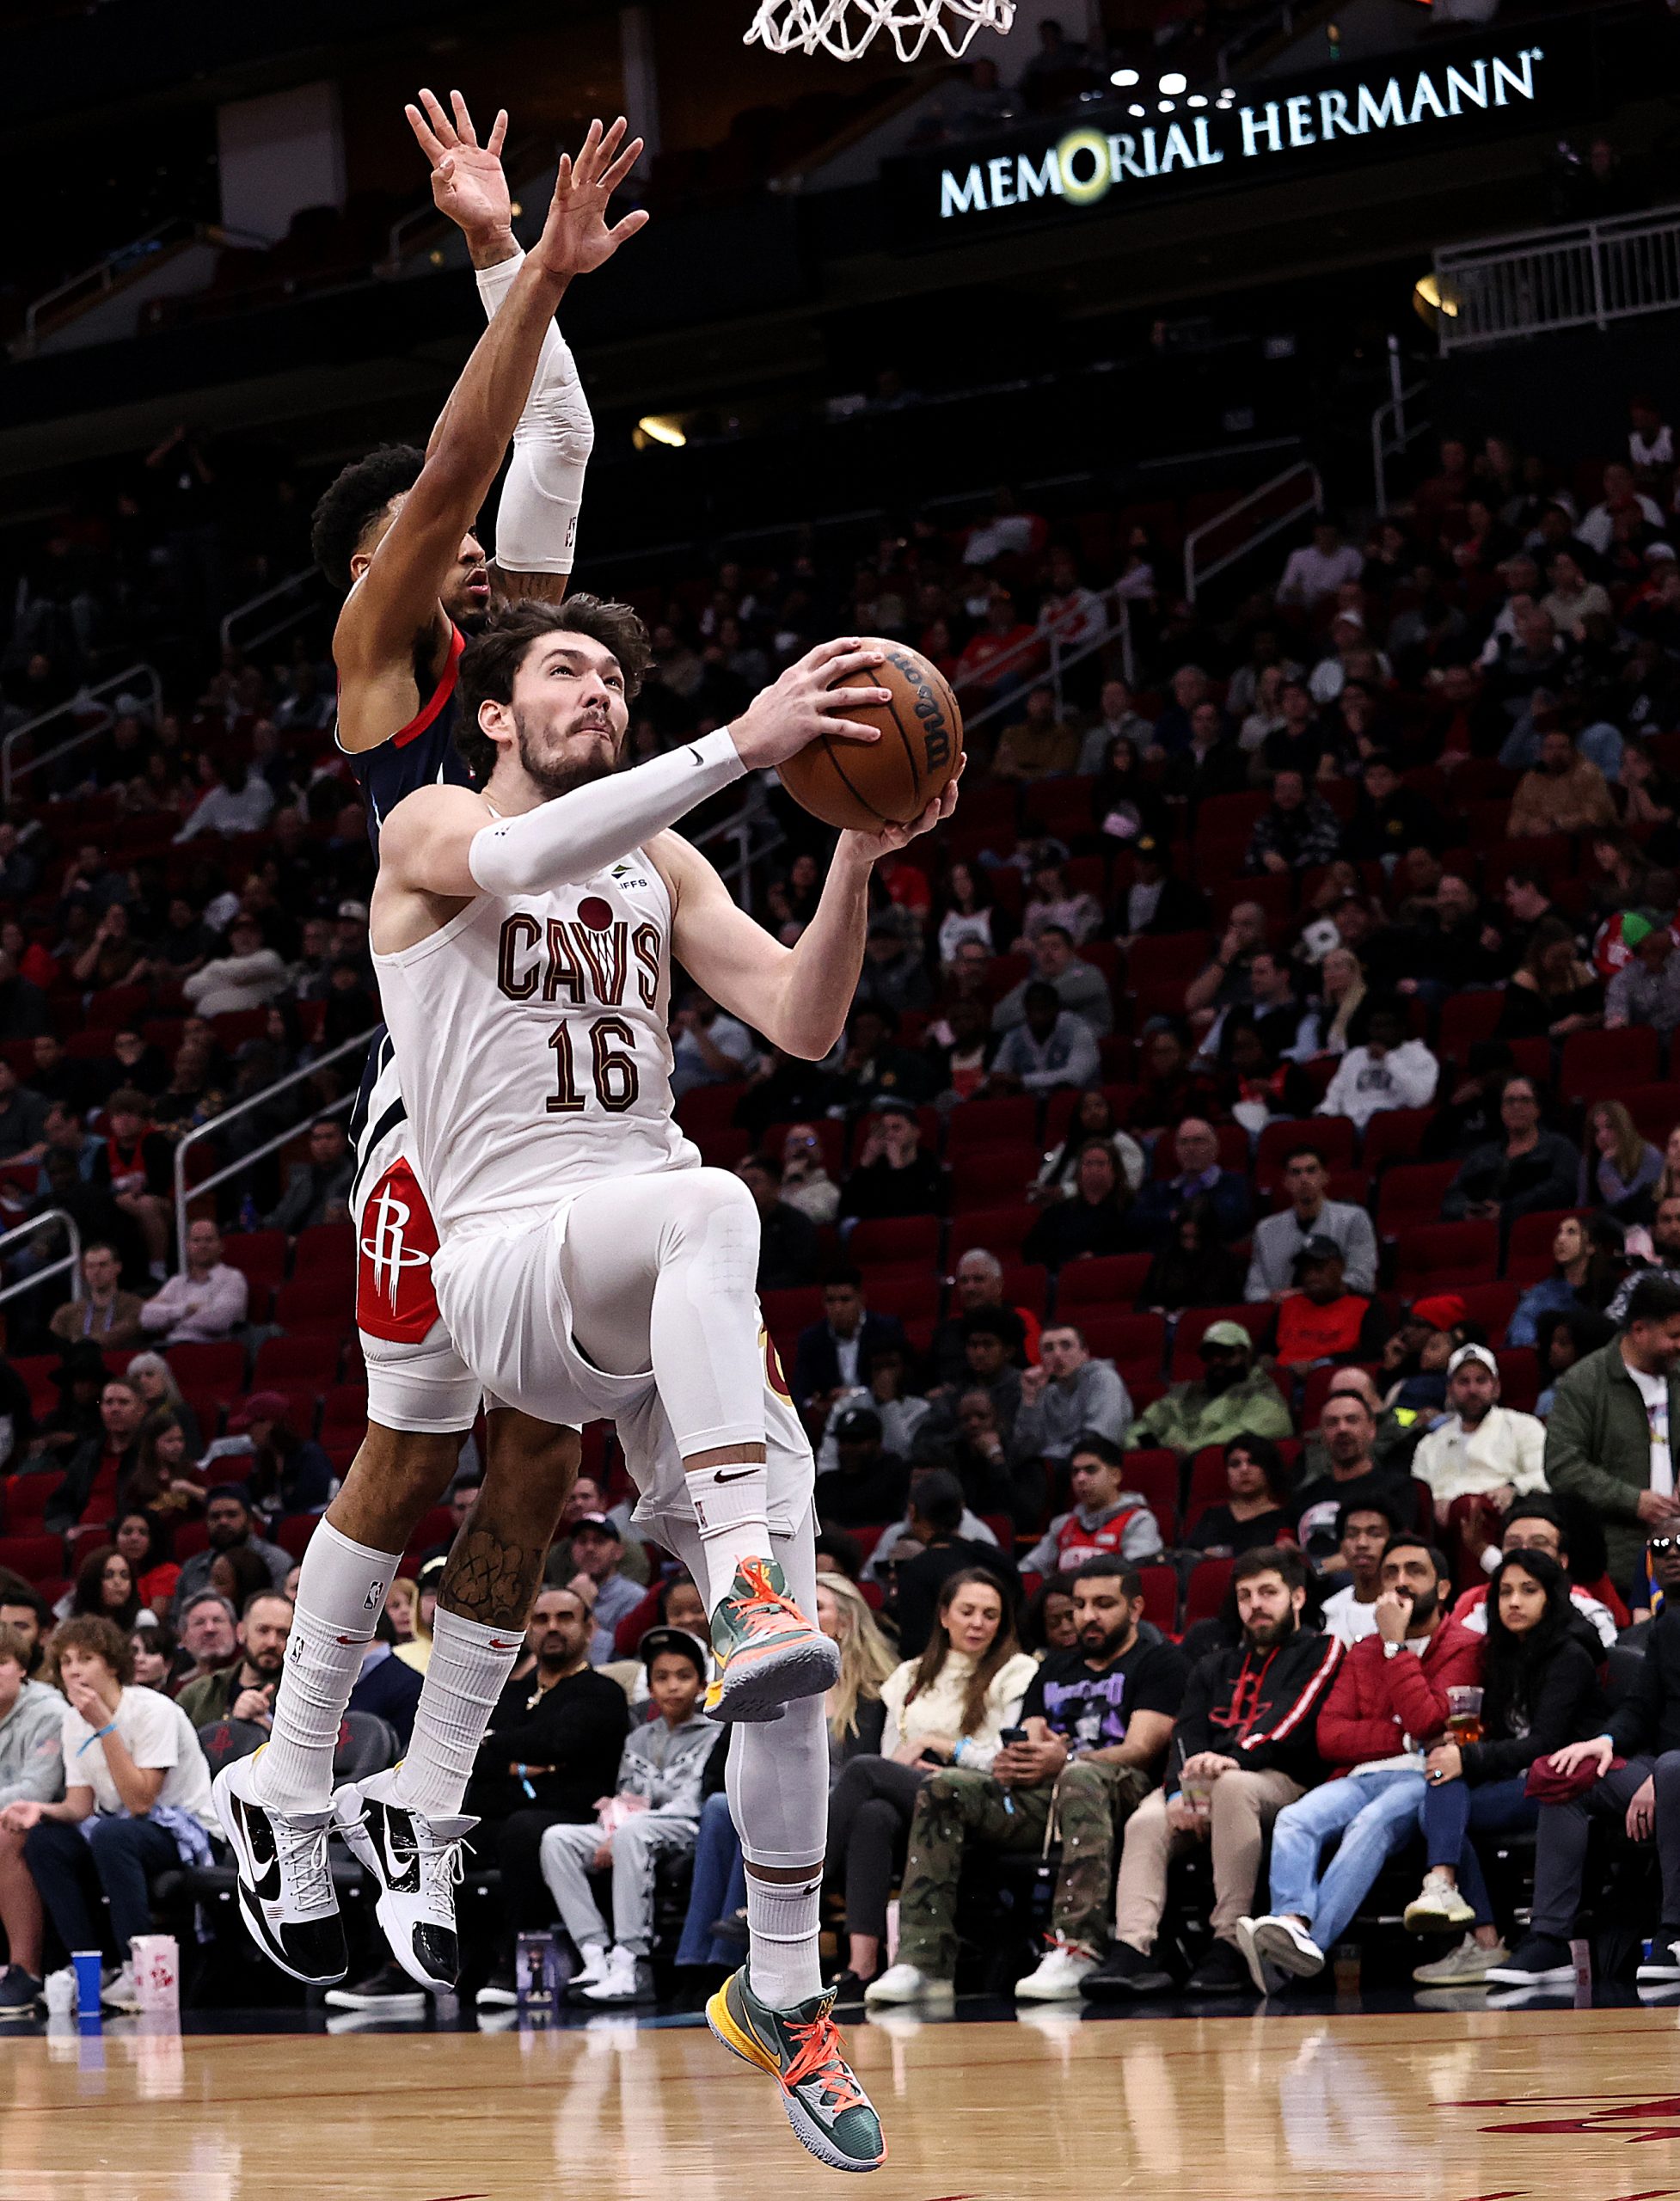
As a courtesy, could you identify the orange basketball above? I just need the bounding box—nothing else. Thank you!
[776,637,963,832]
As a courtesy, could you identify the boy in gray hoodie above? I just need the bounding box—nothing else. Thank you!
[538,1625,718,2004]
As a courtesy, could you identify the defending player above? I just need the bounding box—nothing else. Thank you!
[370,598,955,2169]
[215,108,646,1995]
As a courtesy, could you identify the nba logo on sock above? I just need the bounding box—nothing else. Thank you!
[364,1582,383,1610]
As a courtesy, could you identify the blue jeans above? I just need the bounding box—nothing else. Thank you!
[1422,1774,1536,1928]
[675,1793,746,1968]
[24,1815,178,1957]
[1266,1769,1425,1951]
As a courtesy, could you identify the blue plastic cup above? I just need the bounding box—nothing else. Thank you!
[71,1950,103,2016]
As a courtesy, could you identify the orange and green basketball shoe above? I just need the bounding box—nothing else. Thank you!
[706,1557,839,1722]
[707,1968,886,2173]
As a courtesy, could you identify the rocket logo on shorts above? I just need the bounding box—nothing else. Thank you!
[760,1326,793,1405]
[357,1158,442,1344]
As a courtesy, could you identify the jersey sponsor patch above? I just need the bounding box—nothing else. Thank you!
[357,1158,442,1343]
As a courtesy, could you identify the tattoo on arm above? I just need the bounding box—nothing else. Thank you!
[438,1526,544,1630]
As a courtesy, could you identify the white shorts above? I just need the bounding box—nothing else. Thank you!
[353,1097,483,1437]
[432,1200,813,1546]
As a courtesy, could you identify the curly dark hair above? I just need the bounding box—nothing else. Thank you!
[310,444,426,589]
[456,596,653,781]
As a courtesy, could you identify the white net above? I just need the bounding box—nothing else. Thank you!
[745,0,1015,64]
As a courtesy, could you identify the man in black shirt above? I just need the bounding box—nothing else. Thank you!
[1087,1548,1343,1997]
[866,1559,1187,2008]
[468,1585,632,2007]
[812,1408,911,1530]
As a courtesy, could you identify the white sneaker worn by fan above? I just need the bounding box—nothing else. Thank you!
[1015,1945,1098,2002]
[863,1962,954,2008]
[1404,1872,1475,1933]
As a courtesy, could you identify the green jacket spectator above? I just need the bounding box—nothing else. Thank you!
[1545,1279,1680,1589]
[1124,1327,1293,1457]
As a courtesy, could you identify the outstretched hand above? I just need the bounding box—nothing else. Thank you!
[842,757,965,861]
[532,117,650,280]
[405,89,512,248]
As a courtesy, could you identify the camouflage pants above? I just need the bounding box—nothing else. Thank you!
[895,1761,1154,1978]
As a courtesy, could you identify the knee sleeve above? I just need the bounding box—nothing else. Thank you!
[728,1692,828,1871]
[647,1171,765,1456]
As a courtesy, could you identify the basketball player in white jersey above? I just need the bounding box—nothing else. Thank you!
[371,597,955,2171]
[216,108,647,1996]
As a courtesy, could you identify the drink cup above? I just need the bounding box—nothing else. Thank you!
[1182,1777,1212,1820]
[1447,1684,1484,1745]
[131,1934,179,2011]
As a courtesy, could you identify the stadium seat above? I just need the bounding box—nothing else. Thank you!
[273,1277,353,1333]
[1185,1556,1235,1629]
[945,1206,1040,1260]
[1505,1209,1586,1284]
[222,1229,288,1303]
[254,1335,343,1389]
[998,1262,1051,1319]
[0,1533,62,1580]
[948,1143,1039,1210]
[1453,1281,1521,1339]
[291,1223,355,1278]
[945,1094,1039,1153]
[1185,1445,1230,1525]
[1071,1310,1166,1383]
[3,1476,54,1530]
[1392,1222,1499,1291]
[1053,1254,1153,1315]
[1561,1025,1660,1102]
[274,1514,322,1560]
[1121,1448,1179,1543]
[1361,1108,1437,1172]
[1437,992,1503,1062]
[849,1217,941,1270]
[320,1384,370,1444]
[1495,1347,1540,1411]
[1255,1117,1357,1186]
[1376,1161,1460,1232]
[1136,1563,1180,1637]
[861,1273,940,1324]
[1621,1084,1680,1143]
[166,1341,246,1395]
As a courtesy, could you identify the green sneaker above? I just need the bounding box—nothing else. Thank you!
[706,1557,839,1723]
[707,1967,886,2173]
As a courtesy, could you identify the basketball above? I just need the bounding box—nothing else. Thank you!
[776,637,964,832]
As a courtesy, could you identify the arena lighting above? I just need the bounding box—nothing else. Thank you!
[1110,65,1139,84]
[1159,71,1187,94]
[1412,271,1459,328]
[637,414,687,447]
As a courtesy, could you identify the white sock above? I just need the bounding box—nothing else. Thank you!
[252,1522,397,1812]
[388,1607,523,1818]
[745,1867,824,2008]
[688,1460,774,1611]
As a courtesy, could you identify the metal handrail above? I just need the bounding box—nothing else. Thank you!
[173,1031,373,1269]
[1,663,164,805]
[960,592,1136,748]
[1435,202,1680,354]
[1182,461,1322,604]
[219,567,328,659]
[690,781,785,916]
[0,1209,83,1312]
[1371,378,1432,518]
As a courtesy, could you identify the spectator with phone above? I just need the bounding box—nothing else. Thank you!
[866,1560,1186,2008]
[1407,1548,1602,1988]
[826,1568,1036,2007]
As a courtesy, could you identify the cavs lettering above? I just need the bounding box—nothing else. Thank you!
[495,898,659,1119]
[357,1157,443,1343]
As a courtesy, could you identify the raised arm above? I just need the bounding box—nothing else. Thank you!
[335,114,647,750]
[406,89,593,605]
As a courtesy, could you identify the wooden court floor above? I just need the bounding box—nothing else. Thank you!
[4,2005,1680,2201]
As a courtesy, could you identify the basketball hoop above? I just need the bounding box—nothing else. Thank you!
[745,0,1015,64]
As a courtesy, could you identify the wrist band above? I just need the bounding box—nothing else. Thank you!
[76,1722,116,1756]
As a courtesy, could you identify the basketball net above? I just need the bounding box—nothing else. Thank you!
[745,0,1015,64]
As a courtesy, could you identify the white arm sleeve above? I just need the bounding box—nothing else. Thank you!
[476,246,593,576]
[466,730,745,896]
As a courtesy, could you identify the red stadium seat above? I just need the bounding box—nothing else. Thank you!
[1136,1563,1180,1636]
[1121,1449,1179,1543]
[1622,1084,1680,1143]
[946,1095,1039,1153]
[3,1475,55,1529]
[272,1278,353,1333]
[1454,1281,1521,1340]
[1185,1445,1231,1525]
[1392,1222,1499,1291]
[860,1274,940,1324]
[1361,1109,1437,1172]
[761,1286,822,1338]
[948,1143,1039,1209]
[166,1341,246,1395]
[9,1357,61,1417]
[1053,1255,1152,1315]
[320,1384,370,1443]
[0,1533,62,1582]
[274,1514,323,1560]
[1071,1310,1166,1382]
[1505,1210,1586,1284]
[1495,1347,1540,1411]
[998,1263,1051,1319]
[1561,1026,1660,1102]
[1254,1117,1357,1187]
[254,1335,343,1389]
[1185,1556,1236,1628]
[1376,1161,1460,1232]
[848,1217,941,1271]
[946,1206,1040,1260]
[1437,992,1502,1062]
[291,1223,355,1278]
[673,1083,748,1141]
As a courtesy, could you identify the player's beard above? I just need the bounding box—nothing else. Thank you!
[515,706,618,800]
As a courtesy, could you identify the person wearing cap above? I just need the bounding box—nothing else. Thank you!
[138,1217,248,1347]
[813,1408,911,1533]
[1114,836,1209,941]
[1413,1346,1548,1575]
[170,1487,291,1617]
[226,1391,335,1522]
[839,1098,944,1221]
[536,1626,717,2004]
[568,1515,645,1668]
[1124,1321,1293,1460]
[1258,1239,1389,1373]
[1606,912,1680,1038]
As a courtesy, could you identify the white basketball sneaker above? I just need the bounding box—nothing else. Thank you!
[213,1753,347,1985]
[333,1769,475,1989]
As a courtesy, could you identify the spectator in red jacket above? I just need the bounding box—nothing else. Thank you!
[1236,1533,1482,1989]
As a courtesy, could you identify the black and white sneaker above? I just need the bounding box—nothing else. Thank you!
[0,1964,44,2017]
[1484,1934,1575,1989]
[323,1959,430,2014]
[333,1769,475,1989]
[1077,1941,1174,2000]
[1637,1930,1680,1985]
[213,1753,347,1985]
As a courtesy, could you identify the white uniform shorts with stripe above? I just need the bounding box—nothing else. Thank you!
[431,1186,814,1548]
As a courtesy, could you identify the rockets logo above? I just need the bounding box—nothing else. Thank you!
[356,1159,442,1344]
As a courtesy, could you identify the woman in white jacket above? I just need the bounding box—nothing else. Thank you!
[825,1568,1037,2007]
